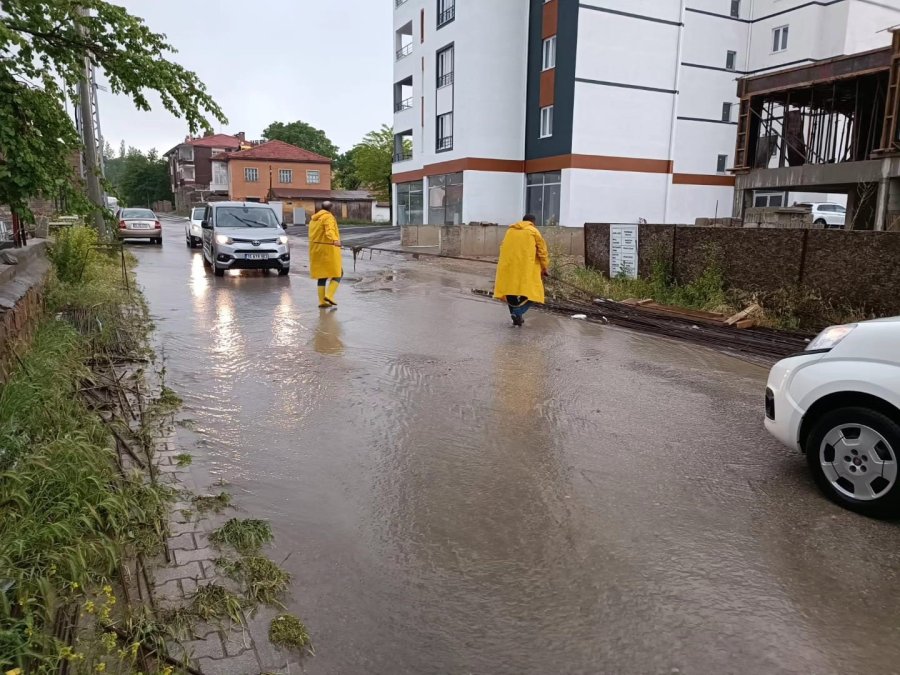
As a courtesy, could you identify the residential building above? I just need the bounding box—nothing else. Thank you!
[213,140,335,222]
[164,133,251,212]
[391,0,900,227]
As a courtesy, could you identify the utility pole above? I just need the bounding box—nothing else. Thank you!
[75,6,108,237]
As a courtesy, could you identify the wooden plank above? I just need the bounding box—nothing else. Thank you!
[736,319,758,330]
[724,303,761,326]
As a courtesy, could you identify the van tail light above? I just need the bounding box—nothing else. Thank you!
[118,220,127,229]
[154,220,162,230]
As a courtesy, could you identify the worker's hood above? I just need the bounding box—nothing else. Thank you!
[510,220,533,230]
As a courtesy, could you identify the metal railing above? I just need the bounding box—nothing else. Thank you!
[436,136,453,151]
[396,43,413,60]
[395,0,408,6]
[437,5,455,27]
[393,151,413,162]
[394,98,413,112]
[437,72,454,88]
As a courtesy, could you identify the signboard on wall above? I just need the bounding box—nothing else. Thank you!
[610,224,639,279]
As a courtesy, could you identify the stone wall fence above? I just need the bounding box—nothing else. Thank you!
[584,223,900,314]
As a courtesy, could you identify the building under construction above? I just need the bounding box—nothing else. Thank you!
[733,29,900,231]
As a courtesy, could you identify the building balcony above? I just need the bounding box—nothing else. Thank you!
[394,98,413,113]
[396,43,413,60]
[437,73,454,89]
[393,151,413,163]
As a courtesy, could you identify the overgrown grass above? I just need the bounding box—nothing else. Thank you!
[217,556,291,607]
[0,228,175,673]
[192,491,232,513]
[269,614,313,655]
[210,519,273,555]
[175,453,193,467]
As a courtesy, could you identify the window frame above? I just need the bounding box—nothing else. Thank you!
[542,35,557,71]
[722,102,733,123]
[730,0,740,18]
[716,154,729,174]
[278,169,293,184]
[436,112,453,152]
[244,167,259,183]
[772,25,789,53]
[726,50,737,72]
[306,170,321,185]
[436,0,455,28]
[539,105,554,139]
[436,44,454,88]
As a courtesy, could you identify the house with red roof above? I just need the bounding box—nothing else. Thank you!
[164,132,255,212]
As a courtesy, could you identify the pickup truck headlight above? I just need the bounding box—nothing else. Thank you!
[278,235,288,245]
[215,234,233,245]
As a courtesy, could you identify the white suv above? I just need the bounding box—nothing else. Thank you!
[797,202,846,229]
[200,202,291,277]
[764,318,900,517]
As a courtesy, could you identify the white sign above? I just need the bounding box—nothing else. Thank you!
[610,224,639,279]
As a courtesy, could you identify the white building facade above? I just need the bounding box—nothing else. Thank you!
[391,0,900,227]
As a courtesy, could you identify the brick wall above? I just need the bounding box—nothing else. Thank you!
[585,223,900,313]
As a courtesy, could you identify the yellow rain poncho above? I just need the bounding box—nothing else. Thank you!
[493,220,550,304]
[308,209,342,279]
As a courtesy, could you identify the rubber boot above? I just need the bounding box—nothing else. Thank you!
[317,285,329,308]
[325,280,340,307]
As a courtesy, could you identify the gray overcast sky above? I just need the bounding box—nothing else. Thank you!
[99,0,392,155]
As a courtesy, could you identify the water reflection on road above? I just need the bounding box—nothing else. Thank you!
[134,227,900,675]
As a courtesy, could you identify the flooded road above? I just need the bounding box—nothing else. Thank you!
[135,221,900,675]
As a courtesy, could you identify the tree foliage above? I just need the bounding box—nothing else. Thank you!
[0,0,226,220]
[352,125,393,203]
[105,146,172,208]
[334,147,362,191]
[263,120,339,159]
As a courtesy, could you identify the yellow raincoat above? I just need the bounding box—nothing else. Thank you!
[308,209,342,279]
[493,221,550,304]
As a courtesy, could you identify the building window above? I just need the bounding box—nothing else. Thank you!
[540,105,554,138]
[542,36,557,71]
[526,172,561,227]
[428,172,463,225]
[730,0,740,18]
[773,25,789,52]
[307,170,321,184]
[397,180,424,225]
[722,102,733,122]
[436,112,453,151]
[244,167,259,182]
[178,145,194,162]
[753,191,787,208]
[726,50,736,71]
[437,44,454,88]
[716,154,728,173]
[437,0,454,28]
[279,169,293,184]
[181,165,195,182]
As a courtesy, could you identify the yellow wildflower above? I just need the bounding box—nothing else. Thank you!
[95,663,106,673]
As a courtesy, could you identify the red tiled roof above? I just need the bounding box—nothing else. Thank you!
[189,134,245,148]
[219,140,332,164]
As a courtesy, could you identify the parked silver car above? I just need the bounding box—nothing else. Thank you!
[117,208,162,245]
[200,202,290,277]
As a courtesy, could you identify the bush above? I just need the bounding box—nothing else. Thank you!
[48,225,98,284]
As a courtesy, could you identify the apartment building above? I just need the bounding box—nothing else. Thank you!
[391,0,900,227]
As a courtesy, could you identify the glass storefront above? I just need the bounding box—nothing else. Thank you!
[526,172,561,226]
[428,172,463,225]
[396,180,424,225]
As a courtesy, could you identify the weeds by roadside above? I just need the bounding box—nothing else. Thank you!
[210,519,274,555]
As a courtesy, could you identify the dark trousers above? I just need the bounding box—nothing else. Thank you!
[507,296,532,318]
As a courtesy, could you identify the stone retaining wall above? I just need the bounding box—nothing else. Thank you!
[0,241,50,383]
[401,225,584,258]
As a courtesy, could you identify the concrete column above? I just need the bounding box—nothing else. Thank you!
[732,186,751,220]
[874,178,890,231]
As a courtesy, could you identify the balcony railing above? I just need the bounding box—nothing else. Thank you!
[394,151,413,162]
[437,72,454,89]
[395,0,408,6]
[394,98,413,112]
[436,136,453,152]
[396,43,413,60]
[437,5,455,27]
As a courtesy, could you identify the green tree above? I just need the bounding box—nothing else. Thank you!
[334,147,362,190]
[263,120,339,159]
[0,1,226,223]
[352,125,393,204]
[105,147,172,208]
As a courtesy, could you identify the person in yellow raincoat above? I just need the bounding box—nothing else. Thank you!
[493,215,550,327]
[308,201,343,308]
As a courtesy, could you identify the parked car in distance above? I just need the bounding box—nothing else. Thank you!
[797,202,846,228]
[186,205,206,248]
[117,207,162,245]
[200,202,290,277]
[765,318,900,517]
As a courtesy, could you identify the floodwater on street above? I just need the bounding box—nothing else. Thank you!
[133,221,900,675]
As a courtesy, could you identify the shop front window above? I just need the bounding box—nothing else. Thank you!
[525,172,561,226]
[428,172,463,225]
[397,180,424,225]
